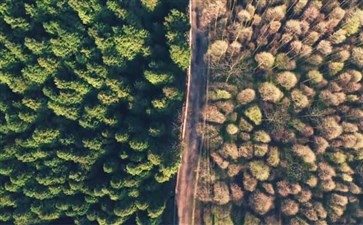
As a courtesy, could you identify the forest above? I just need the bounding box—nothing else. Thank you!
[2,0,363,224]
[196,0,363,224]
[0,0,189,224]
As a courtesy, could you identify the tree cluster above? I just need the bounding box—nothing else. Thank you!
[198,0,363,224]
[0,0,188,224]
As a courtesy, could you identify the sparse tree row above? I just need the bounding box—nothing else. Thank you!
[198,0,363,224]
[0,0,188,224]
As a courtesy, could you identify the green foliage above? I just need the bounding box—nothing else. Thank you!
[141,0,160,11]
[114,25,150,63]
[253,144,268,157]
[103,160,118,173]
[144,71,173,85]
[129,137,150,151]
[164,9,190,70]
[0,0,188,224]
[267,147,280,167]
[307,70,323,84]
[21,64,51,85]
[210,90,232,101]
[244,105,262,125]
[226,124,239,135]
[115,132,129,143]
[342,17,360,36]
[253,130,271,143]
[286,161,309,182]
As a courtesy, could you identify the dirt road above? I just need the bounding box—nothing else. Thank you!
[176,0,208,224]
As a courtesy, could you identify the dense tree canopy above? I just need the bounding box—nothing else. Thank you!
[197,0,363,225]
[0,0,188,224]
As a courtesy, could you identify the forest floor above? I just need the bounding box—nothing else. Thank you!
[176,0,208,224]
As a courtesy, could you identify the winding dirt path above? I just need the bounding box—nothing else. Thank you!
[176,0,208,224]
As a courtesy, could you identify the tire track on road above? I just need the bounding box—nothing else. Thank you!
[176,0,208,224]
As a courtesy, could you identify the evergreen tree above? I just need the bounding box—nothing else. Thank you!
[0,0,188,224]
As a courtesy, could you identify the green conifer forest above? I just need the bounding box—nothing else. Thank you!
[1,0,363,225]
[0,0,188,224]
